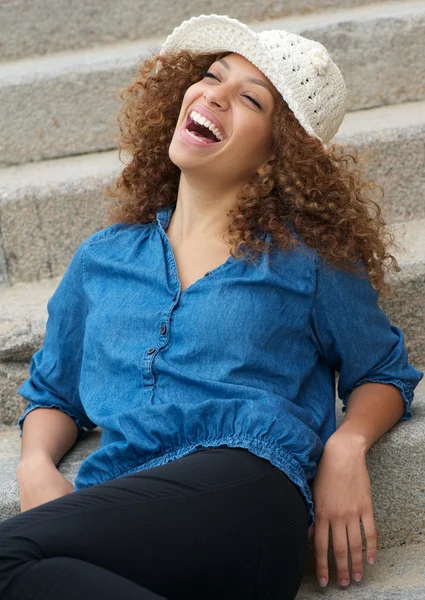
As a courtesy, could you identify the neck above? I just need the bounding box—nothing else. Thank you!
[169,173,242,245]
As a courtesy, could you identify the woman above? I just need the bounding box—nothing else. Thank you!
[1,14,423,600]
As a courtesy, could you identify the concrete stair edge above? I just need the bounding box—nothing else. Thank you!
[0,0,412,63]
[297,539,425,598]
[1,0,425,166]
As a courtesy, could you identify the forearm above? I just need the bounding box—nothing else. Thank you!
[328,382,406,452]
[18,408,79,469]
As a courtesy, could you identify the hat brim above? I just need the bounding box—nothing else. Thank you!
[160,14,261,58]
[159,14,317,141]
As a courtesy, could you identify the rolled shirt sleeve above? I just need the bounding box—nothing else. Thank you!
[17,240,97,442]
[310,255,424,422]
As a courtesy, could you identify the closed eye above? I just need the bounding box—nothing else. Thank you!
[200,71,263,109]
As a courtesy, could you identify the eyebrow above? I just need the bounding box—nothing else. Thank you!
[217,58,275,97]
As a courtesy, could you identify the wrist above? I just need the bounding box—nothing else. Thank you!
[326,428,370,454]
[16,454,56,477]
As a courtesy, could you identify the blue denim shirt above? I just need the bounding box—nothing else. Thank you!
[18,205,424,528]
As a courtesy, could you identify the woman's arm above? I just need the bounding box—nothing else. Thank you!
[310,255,423,422]
[17,239,97,445]
[16,408,78,511]
[15,238,98,511]
[18,407,79,469]
[309,254,423,589]
[312,383,404,589]
[328,381,406,451]
[16,408,78,512]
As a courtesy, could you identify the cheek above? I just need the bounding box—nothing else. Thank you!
[237,126,273,161]
[236,123,265,146]
[178,86,201,119]
[184,83,204,102]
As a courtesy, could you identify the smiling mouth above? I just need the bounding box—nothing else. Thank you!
[183,114,225,144]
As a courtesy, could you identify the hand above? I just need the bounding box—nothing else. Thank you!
[311,432,377,588]
[16,456,74,512]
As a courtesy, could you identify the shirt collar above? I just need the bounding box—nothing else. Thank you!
[156,205,174,231]
[156,204,274,243]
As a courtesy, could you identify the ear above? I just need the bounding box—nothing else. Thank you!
[257,154,275,178]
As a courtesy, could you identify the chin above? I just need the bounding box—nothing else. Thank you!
[168,142,205,171]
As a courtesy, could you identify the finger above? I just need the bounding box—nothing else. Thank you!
[331,520,350,587]
[314,519,330,587]
[361,510,378,566]
[347,519,364,582]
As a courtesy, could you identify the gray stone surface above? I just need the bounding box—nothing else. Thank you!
[0,47,143,167]
[377,219,425,369]
[335,100,425,224]
[297,540,425,598]
[0,151,121,284]
[1,2,425,166]
[0,277,60,361]
[0,0,391,62]
[0,233,8,287]
[0,362,33,430]
[379,275,425,377]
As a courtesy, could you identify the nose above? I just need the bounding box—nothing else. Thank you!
[203,88,229,109]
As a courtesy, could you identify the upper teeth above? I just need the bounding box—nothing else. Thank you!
[189,111,224,142]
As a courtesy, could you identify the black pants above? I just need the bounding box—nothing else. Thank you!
[0,447,309,600]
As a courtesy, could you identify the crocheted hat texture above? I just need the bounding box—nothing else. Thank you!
[159,14,348,144]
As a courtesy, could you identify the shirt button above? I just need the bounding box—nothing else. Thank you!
[160,324,167,335]
[147,347,156,355]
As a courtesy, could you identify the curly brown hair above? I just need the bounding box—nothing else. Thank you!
[106,49,403,297]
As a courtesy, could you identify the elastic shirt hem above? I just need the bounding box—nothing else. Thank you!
[342,377,415,421]
[18,404,87,441]
[74,434,315,528]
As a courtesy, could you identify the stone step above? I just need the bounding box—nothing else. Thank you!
[0,277,61,364]
[0,0,398,63]
[297,540,425,598]
[1,98,424,286]
[0,151,122,286]
[335,100,425,224]
[1,371,424,554]
[1,0,424,166]
[378,219,425,375]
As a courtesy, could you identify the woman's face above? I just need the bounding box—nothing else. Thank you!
[169,52,278,185]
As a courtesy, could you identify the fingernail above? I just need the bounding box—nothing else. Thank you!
[319,577,327,587]
[340,579,349,587]
[354,573,362,582]
[368,557,375,565]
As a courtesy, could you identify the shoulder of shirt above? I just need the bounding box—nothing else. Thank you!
[284,223,367,277]
[80,222,152,249]
[280,221,319,265]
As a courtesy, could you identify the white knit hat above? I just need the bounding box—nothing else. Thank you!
[159,14,347,144]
